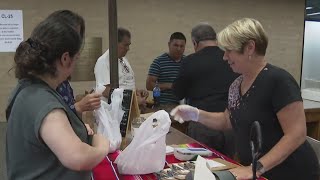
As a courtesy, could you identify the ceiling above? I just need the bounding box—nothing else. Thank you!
[306,0,320,21]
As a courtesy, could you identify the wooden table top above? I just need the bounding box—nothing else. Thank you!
[166,127,196,145]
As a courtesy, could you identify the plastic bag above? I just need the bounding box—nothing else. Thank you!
[115,110,171,175]
[94,88,124,153]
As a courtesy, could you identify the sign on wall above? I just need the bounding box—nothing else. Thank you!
[0,10,23,52]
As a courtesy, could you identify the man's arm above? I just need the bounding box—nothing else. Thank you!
[94,55,111,98]
[74,93,102,113]
[147,58,173,91]
[172,60,188,100]
[146,75,172,91]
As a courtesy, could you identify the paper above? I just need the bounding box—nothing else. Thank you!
[166,146,174,154]
[194,156,216,180]
[0,10,23,52]
[206,159,226,168]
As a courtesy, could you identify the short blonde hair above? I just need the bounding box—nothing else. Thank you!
[217,18,268,56]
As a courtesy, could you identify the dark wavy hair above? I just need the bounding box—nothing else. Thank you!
[46,10,85,39]
[14,18,82,79]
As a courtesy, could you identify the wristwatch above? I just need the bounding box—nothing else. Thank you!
[256,161,266,175]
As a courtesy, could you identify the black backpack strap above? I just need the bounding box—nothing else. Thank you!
[6,80,32,121]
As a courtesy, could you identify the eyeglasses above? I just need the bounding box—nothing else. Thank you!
[119,58,130,73]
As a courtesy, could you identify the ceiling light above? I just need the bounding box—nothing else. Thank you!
[306,7,313,10]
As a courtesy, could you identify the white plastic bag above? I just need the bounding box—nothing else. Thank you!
[115,110,171,175]
[94,88,124,153]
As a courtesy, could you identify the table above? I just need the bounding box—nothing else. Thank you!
[92,127,267,180]
[166,127,196,145]
[304,99,320,140]
[81,96,314,179]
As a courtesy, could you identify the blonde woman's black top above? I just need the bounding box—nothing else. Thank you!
[228,63,319,180]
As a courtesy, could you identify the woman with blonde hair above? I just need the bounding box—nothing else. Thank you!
[170,18,319,179]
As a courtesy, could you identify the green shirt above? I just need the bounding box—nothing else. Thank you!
[6,79,92,180]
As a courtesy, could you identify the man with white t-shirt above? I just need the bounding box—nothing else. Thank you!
[94,27,148,105]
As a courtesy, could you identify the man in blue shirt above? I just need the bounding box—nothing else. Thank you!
[146,32,186,105]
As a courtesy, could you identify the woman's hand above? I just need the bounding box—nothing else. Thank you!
[170,105,199,123]
[136,89,149,99]
[229,166,261,180]
[85,123,94,135]
[229,166,252,180]
[75,93,102,113]
[136,89,148,108]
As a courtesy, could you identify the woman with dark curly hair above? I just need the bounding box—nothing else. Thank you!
[6,11,109,180]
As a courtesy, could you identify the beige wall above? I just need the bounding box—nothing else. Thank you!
[0,0,305,121]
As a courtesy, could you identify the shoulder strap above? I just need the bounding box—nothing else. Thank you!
[6,79,32,121]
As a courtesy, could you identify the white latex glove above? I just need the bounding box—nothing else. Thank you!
[170,105,199,123]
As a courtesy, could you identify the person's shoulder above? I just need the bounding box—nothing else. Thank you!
[203,46,225,57]
[182,49,208,64]
[267,64,295,80]
[263,64,299,90]
[154,53,169,61]
[184,46,223,60]
[183,52,197,62]
[20,85,59,105]
[151,53,168,65]
[96,50,110,64]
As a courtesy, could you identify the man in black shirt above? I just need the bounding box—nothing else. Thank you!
[172,23,238,156]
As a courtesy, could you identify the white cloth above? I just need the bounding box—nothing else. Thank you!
[94,49,136,92]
